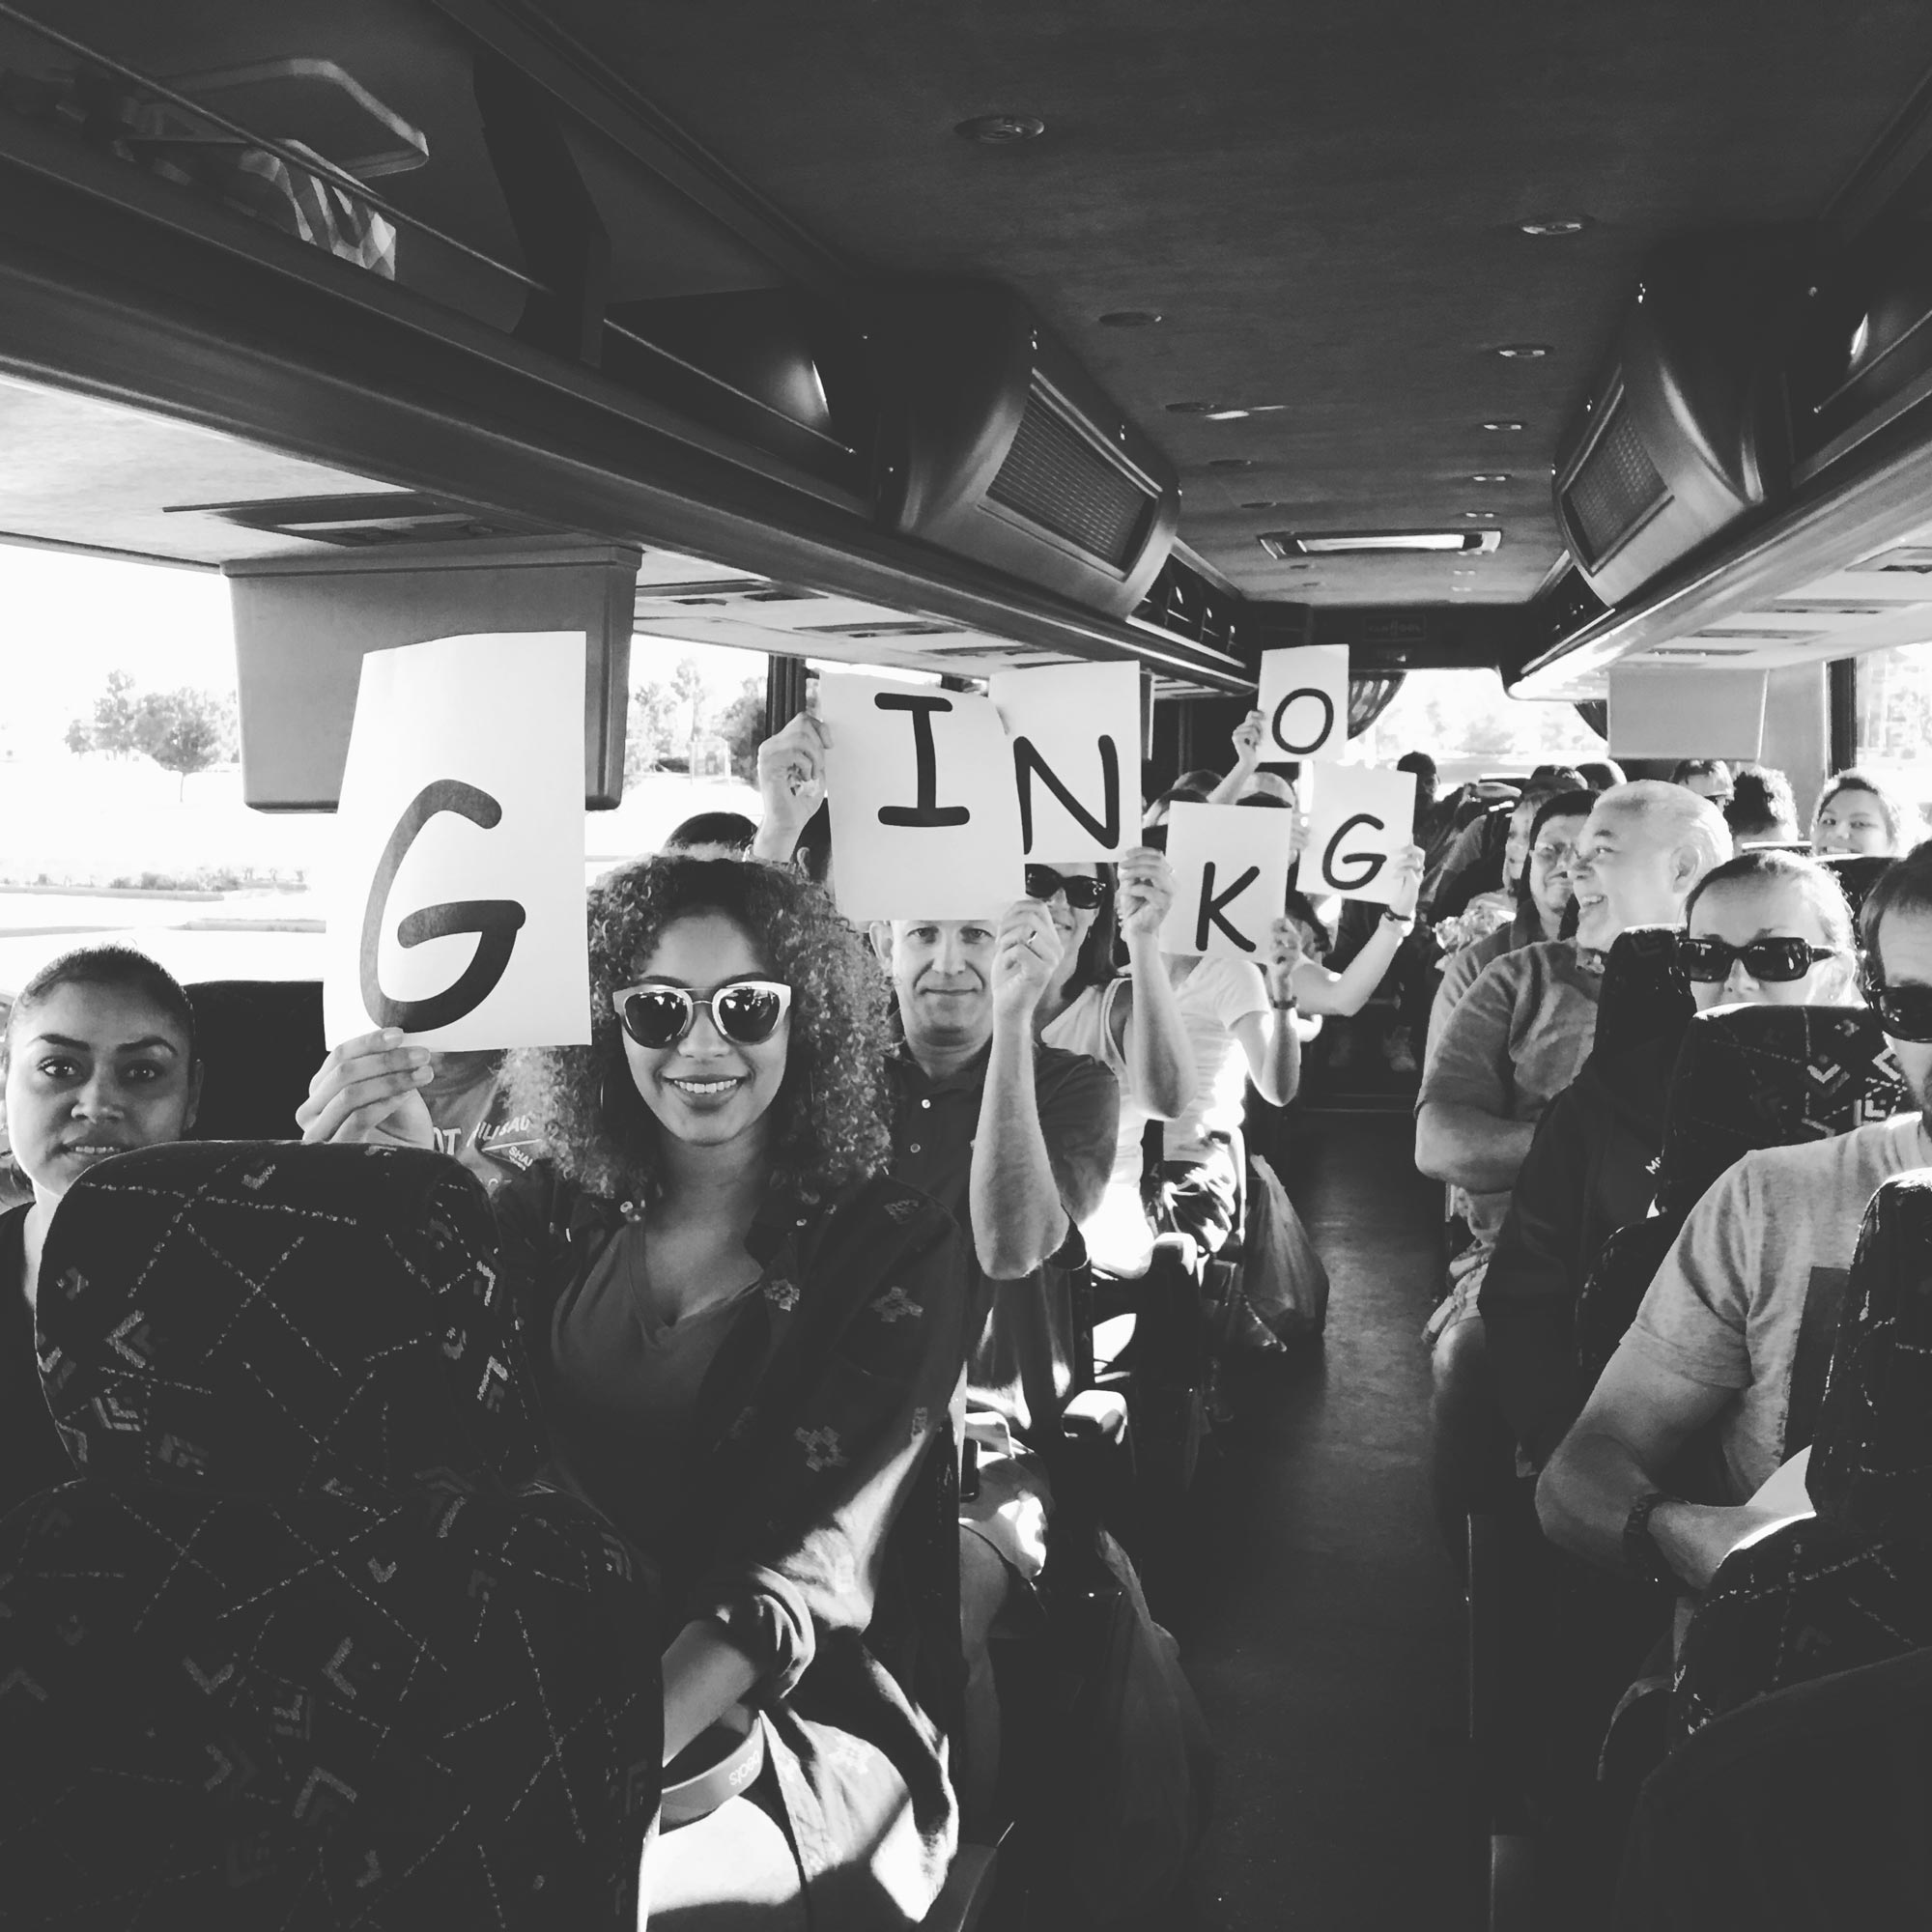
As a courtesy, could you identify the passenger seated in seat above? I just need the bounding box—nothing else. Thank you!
[1151,910,1309,1272]
[1671,758,1735,810]
[1418,781,1731,1326]
[1724,763,1802,846]
[1813,767,1914,858]
[867,898,1119,1830]
[1484,851,1856,1470]
[0,945,201,1521]
[1536,846,1932,1594]
[1432,787,1593,1032]
[299,855,972,1930]
[1031,850,1195,1279]
[1427,765,1588,923]
[1416,782,1728,1551]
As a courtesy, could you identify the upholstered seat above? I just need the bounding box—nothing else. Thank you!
[1588,923,1693,1070]
[1676,1169,1932,1736]
[0,1141,660,1927]
[1575,1005,1905,1382]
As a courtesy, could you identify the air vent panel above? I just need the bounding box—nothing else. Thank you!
[985,384,1157,570]
[1561,392,1669,568]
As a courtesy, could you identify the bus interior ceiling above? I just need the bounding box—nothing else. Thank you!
[11,9,1932,1929]
[4,4,1932,739]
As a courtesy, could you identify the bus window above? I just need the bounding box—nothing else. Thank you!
[0,547,774,991]
[1349,667,1606,793]
[1850,641,1932,838]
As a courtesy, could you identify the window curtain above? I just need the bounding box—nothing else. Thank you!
[1574,699,1608,740]
[1346,671,1406,737]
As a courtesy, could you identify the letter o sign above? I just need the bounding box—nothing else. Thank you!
[1270,688,1337,758]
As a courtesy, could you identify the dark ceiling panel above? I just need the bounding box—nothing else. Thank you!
[531,0,1932,605]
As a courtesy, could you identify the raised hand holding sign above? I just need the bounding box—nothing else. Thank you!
[323,632,591,1049]
[1298,763,1419,906]
[818,673,1023,921]
[1255,644,1350,763]
[989,661,1141,859]
[1156,803,1297,960]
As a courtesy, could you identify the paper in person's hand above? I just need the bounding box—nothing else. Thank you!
[819,673,1024,921]
[323,632,590,1050]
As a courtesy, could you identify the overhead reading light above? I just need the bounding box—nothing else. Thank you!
[1098,310,1164,327]
[1260,528,1504,558]
[1520,216,1591,237]
[955,113,1045,143]
[1495,344,1552,359]
[1469,472,1511,483]
[1462,509,1497,520]
[1481,419,1527,432]
[1205,409,1251,421]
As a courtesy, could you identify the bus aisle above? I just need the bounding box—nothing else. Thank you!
[1159,1105,1477,1931]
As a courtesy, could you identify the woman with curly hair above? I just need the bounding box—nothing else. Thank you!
[299,853,970,1930]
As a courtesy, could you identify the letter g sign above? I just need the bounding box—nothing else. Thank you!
[358,781,527,1033]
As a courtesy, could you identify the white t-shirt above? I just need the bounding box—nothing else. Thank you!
[1621,1114,1930,1499]
[1161,955,1270,1166]
[1040,978,1154,1274]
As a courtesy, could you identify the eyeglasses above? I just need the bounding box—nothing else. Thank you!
[1529,841,1577,868]
[1858,958,1932,1041]
[1024,865,1110,910]
[611,980,792,1048]
[1677,934,1836,984]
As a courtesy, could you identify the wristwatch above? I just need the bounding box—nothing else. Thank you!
[1623,1489,1676,1590]
[1270,993,1298,1011]
[1380,907,1415,929]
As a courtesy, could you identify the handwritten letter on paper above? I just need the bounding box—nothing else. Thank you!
[1255,644,1350,763]
[989,661,1142,860]
[1157,803,1296,959]
[1300,763,1417,906]
[819,674,1024,922]
[323,632,590,1050]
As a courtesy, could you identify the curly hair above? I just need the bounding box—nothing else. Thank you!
[505,856,893,1203]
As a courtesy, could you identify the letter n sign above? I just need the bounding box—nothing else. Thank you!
[989,663,1141,860]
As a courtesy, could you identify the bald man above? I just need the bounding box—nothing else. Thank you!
[1415,781,1731,1553]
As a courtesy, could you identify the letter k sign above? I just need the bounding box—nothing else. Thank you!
[1195,861,1261,952]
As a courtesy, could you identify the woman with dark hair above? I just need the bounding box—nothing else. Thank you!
[1,944,202,1520]
[1030,847,1195,1275]
[1433,789,1594,1033]
[298,854,970,1929]
[1813,767,1916,858]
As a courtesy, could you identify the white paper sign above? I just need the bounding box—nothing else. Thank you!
[1157,803,1296,961]
[1300,763,1418,906]
[323,632,590,1050]
[988,661,1142,861]
[1255,644,1350,763]
[820,674,1025,922]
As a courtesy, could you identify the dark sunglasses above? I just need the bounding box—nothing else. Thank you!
[1024,865,1110,910]
[1858,957,1932,1042]
[611,980,792,1048]
[1677,933,1837,984]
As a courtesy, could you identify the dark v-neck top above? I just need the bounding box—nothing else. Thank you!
[1,1203,70,1524]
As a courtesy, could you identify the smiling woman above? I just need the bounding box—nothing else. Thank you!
[0,943,202,1520]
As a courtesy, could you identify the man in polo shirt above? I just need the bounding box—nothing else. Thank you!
[870,902,1119,1826]
[1415,780,1730,1553]
[1539,846,1932,1594]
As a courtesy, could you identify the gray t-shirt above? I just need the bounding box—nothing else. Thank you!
[1620,1113,1931,1500]
[1416,939,1603,1244]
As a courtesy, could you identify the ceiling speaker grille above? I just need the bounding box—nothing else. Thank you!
[987,383,1156,569]
[1563,389,1669,567]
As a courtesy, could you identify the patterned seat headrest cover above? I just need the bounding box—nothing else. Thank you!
[1655,1005,1907,1221]
[1590,923,1693,1065]
[35,1140,543,1497]
[1818,853,1893,923]
[1811,1168,1932,1537]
